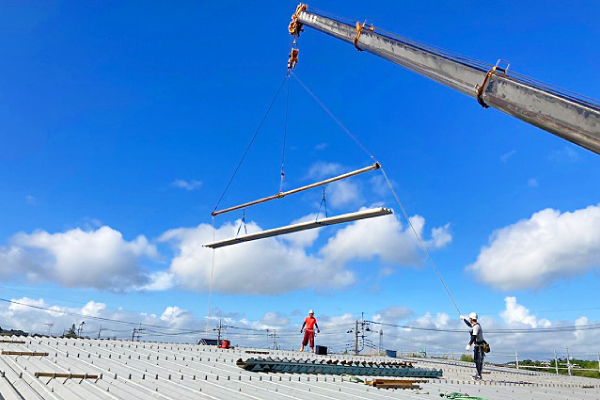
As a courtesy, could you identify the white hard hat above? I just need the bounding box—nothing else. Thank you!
[309,309,314,314]
[469,312,478,320]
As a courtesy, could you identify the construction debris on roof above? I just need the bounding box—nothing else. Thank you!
[0,335,599,400]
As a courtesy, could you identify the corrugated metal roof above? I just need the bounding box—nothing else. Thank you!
[0,336,598,399]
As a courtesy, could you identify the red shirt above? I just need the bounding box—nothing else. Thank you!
[304,316,317,331]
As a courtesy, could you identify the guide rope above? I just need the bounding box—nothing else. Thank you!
[207,216,216,333]
[292,71,462,316]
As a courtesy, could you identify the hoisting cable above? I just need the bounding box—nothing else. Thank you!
[280,73,291,193]
[212,74,290,215]
[291,71,462,316]
[290,71,376,163]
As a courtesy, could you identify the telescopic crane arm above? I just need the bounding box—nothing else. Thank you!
[290,4,600,155]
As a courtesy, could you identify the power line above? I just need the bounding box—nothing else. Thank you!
[368,320,600,334]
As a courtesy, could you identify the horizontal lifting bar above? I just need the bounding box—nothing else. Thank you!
[212,162,381,217]
[204,207,393,249]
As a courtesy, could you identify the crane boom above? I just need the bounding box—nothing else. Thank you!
[294,6,600,155]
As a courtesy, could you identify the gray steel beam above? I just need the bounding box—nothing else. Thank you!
[204,207,393,249]
[298,10,600,155]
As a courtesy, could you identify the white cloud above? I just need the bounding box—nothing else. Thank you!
[370,175,394,198]
[314,143,328,151]
[528,178,539,188]
[160,306,194,329]
[160,211,451,295]
[321,211,450,267]
[260,312,290,327]
[0,298,203,340]
[81,301,106,317]
[281,214,322,248]
[159,219,354,295]
[306,161,344,180]
[1,296,598,359]
[500,297,551,328]
[327,180,363,208]
[25,195,36,205]
[415,312,451,329]
[467,205,600,290]
[136,271,177,291]
[0,226,158,291]
[172,179,202,191]
[428,224,452,248]
[372,306,413,323]
[500,150,517,163]
[548,146,580,163]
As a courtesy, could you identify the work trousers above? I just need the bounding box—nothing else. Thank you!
[474,345,484,377]
[302,330,315,348]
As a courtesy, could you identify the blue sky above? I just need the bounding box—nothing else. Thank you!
[1,1,600,360]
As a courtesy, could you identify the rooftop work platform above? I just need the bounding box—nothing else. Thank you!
[0,336,598,399]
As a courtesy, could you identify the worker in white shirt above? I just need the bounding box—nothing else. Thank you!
[461,312,485,380]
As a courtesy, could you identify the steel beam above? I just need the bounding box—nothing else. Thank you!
[204,207,393,249]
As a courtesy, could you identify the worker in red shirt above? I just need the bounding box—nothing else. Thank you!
[300,309,320,352]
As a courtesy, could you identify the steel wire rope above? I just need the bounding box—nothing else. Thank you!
[368,320,600,334]
[207,75,291,333]
[280,72,292,193]
[207,216,216,334]
[380,166,462,316]
[292,71,462,315]
[211,73,290,214]
[290,72,376,162]
[0,285,93,307]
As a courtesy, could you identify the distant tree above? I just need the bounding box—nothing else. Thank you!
[460,354,473,362]
[64,324,77,338]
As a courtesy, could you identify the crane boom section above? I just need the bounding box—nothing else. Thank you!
[297,9,600,155]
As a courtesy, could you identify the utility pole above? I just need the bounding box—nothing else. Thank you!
[216,319,223,347]
[515,350,519,370]
[353,320,359,355]
[272,329,278,350]
[597,352,600,374]
[77,321,85,338]
[378,330,383,356]
[554,350,559,375]
[566,348,572,377]
[44,323,54,336]
[97,326,107,339]
[132,324,145,341]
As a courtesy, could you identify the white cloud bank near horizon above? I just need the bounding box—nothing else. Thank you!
[1,296,597,361]
[468,204,600,290]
